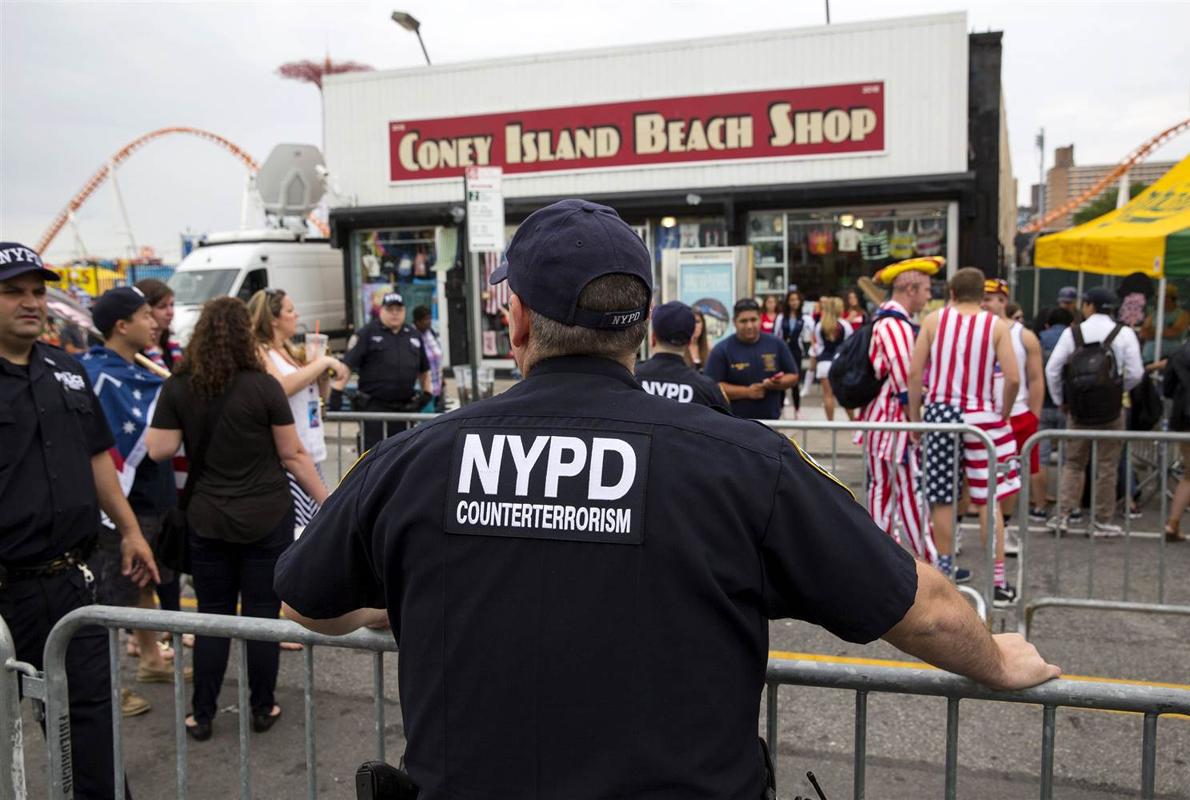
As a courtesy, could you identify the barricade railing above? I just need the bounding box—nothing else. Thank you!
[323,411,440,483]
[0,614,29,800]
[40,607,397,800]
[1016,429,1190,638]
[763,657,1190,800]
[766,420,1004,617]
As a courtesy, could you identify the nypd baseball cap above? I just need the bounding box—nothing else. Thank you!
[651,301,696,345]
[489,199,653,329]
[91,286,148,337]
[0,242,59,282]
[382,292,405,307]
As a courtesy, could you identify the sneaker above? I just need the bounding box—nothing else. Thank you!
[137,663,193,683]
[1091,520,1123,538]
[1045,515,1070,533]
[1028,506,1049,522]
[953,568,972,584]
[1004,529,1021,557]
[1126,507,1143,520]
[121,688,151,718]
[993,583,1018,607]
[1068,510,1085,523]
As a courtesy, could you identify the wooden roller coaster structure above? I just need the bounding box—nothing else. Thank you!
[1019,117,1190,234]
[34,126,332,257]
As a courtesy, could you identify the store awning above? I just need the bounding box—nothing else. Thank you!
[1034,153,1190,278]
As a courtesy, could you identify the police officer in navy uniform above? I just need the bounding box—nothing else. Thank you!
[705,298,800,420]
[0,242,159,798]
[635,301,728,410]
[275,202,1059,800]
[334,291,431,450]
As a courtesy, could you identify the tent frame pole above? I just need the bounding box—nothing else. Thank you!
[1155,278,1167,363]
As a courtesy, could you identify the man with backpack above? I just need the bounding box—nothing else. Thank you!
[851,257,941,562]
[1044,287,1143,536]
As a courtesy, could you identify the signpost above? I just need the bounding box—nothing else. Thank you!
[461,167,505,400]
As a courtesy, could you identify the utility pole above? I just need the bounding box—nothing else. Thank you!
[825,1,831,24]
[1035,127,1046,223]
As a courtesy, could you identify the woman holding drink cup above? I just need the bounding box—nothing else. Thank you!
[248,289,348,536]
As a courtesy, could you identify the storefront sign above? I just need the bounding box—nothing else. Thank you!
[389,82,884,182]
[465,166,505,253]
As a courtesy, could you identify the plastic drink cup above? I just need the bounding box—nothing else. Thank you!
[306,333,328,363]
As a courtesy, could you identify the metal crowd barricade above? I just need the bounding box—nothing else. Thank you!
[1,614,29,800]
[41,607,397,800]
[1016,429,1190,638]
[765,420,1003,617]
[763,657,1190,800]
[323,411,440,483]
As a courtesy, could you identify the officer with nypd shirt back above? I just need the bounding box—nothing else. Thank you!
[635,300,728,410]
[333,291,431,450]
[275,201,1059,800]
[0,242,159,798]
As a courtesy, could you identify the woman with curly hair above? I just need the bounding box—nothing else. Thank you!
[147,297,327,742]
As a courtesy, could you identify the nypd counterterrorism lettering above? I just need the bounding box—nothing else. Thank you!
[445,427,650,545]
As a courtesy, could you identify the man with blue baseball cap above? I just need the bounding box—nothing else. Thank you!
[635,300,728,410]
[276,202,1059,799]
[0,242,159,797]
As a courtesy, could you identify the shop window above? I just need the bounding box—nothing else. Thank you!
[351,227,438,329]
[747,204,948,303]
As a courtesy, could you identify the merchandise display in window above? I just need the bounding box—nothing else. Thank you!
[350,227,439,330]
[746,204,948,300]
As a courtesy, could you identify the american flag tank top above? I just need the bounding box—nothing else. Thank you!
[925,307,997,412]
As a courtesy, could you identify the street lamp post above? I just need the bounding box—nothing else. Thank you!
[391,11,431,65]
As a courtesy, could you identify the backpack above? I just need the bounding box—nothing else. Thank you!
[829,309,911,410]
[1062,322,1124,425]
[1128,375,1162,432]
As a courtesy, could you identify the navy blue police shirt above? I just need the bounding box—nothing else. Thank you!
[634,352,728,411]
[704,332,798,419]
[0,343,115,563]
[342,319,430,404]
[275,355,916,800]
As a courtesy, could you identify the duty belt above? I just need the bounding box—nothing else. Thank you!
[0,546,95,591]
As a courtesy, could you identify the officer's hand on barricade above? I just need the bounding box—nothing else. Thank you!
[988,633,1061,690]
[121,530,161,587]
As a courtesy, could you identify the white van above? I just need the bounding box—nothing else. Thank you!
[168,230,347,345]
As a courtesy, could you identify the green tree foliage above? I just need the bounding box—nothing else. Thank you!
[1073,182,1150,225]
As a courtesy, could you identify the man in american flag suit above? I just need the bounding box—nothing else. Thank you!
[857,258,942,564]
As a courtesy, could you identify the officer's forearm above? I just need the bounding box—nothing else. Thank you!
[282,602,387,636]
[883,562,1008,688]
[420,371,431,394]
[91,452,142,540]
[720,382,755,400]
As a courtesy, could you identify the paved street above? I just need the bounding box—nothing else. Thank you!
[17,391,1190,799]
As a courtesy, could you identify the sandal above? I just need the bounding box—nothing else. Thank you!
[1164,521,1186,542]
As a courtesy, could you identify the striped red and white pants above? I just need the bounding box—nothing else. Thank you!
[866,447,937,564]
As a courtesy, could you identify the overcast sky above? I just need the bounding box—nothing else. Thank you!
[2,0,1188,262]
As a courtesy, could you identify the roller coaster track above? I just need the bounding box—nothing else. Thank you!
[1019,117,1190,234]
[32,126,339,256]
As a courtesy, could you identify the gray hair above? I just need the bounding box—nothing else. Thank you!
[525,274,649,369]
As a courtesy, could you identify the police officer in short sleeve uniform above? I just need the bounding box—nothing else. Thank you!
[635,301,729,411]
[0,242,158,798]
[337,291,431,450]
[275,203,1059,800]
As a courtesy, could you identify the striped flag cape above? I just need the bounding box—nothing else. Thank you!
[80,346,165,497]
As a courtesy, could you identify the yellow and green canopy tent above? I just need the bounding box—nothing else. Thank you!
[1035,153,1190,278]
[1035,153,1190,361]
